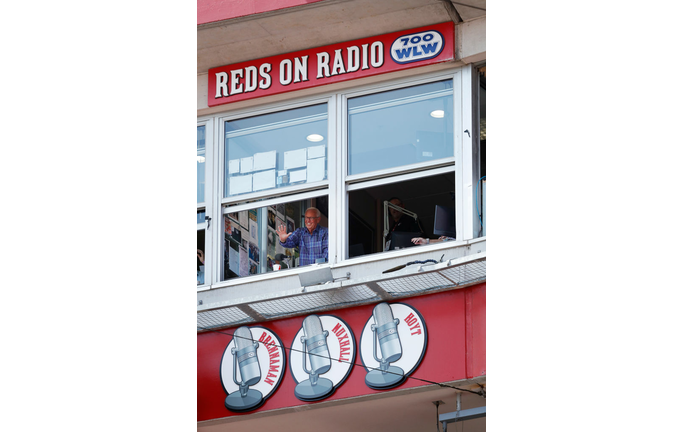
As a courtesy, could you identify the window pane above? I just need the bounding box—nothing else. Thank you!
[222,196,328,280]
[197,228,206,286]
[197,126,206,203]
[348,80,454,176]
[224,104,328,198]
[348,173,455,258]
[479,68,486,178]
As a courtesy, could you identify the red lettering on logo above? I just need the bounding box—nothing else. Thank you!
[404,312,423,335]
[339,345,350,362]
[332,323,344,337]
[264,377,275,385]
[259,334,273,346]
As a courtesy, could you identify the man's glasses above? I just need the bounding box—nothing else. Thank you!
[304,217,319,220]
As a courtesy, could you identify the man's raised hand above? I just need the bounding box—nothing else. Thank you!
[276,224,291,243]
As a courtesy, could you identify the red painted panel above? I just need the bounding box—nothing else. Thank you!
[207,22,455,107]
[465,282,486,378]
[197,284,485,422]
[198,0,327,25]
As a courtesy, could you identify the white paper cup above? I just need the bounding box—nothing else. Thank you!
[273,264,281,271]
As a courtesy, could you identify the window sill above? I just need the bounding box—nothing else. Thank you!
[198,236,486,292]
[205,262,331,291]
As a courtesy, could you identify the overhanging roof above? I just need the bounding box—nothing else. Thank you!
[198,0,486,74]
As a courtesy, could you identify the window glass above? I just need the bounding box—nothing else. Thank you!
[222,196,328,280]
[348,80,454,176]
[197,228,205,286]
[197,126,206,203]
[348,173,455,258]
[479,68,486,178]
[224,104,328,198]
[479,67,486,237]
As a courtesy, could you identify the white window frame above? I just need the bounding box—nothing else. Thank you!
[217,95,336,206]
[338,69,468,261]
[206,95,338,288]
[196,64,477,289]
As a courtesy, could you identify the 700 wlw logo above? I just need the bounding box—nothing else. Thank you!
[390,30,445,64]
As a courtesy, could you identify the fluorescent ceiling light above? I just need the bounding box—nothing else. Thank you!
[307,134,324,142]
[197,155,206,163]
[430,110,445,118]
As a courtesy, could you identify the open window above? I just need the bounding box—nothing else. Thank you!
[197,211,206,285]
[222,195,329,280]
[348,172,455,258]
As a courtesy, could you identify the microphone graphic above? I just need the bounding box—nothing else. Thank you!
[224,326,264,411]
[294,315,335,401]
[365,303,406,389]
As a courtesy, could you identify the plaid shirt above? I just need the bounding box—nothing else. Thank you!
[280,225,328,266]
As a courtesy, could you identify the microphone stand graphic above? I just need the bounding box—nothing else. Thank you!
[365,303,406,390]
[224,326,264,412]
[294,315,335,401]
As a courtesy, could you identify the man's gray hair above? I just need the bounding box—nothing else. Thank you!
[305,207,321,217]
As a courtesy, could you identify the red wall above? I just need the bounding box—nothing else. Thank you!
[198,0,327,25]
[197,283,486,421]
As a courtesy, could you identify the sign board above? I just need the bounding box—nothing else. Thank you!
[208,22,455,107]
[198,284,486,421]
[220,326,286,412]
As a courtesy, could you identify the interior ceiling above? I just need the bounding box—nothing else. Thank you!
[198,0,486,74]
[198,384,486,432]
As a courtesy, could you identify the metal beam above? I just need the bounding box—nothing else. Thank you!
[236,304,268,322]
[365,281,394,301]
[439,406,486,423]
[437,0,464,23]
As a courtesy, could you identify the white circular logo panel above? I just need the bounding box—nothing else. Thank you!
[290,315,355,387]
[359,303,427,376]
[220,326,286,400]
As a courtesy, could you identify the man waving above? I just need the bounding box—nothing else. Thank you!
[277,207,328,266]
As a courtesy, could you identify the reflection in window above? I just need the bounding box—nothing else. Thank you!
[224,104,328,198]
[222,196,328,280]
[348,80,454,176]
[348,173,455,258]
[197,210,206,285]
[479,67,486,178]
[197,228,205,285]
[198,126,206,203]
